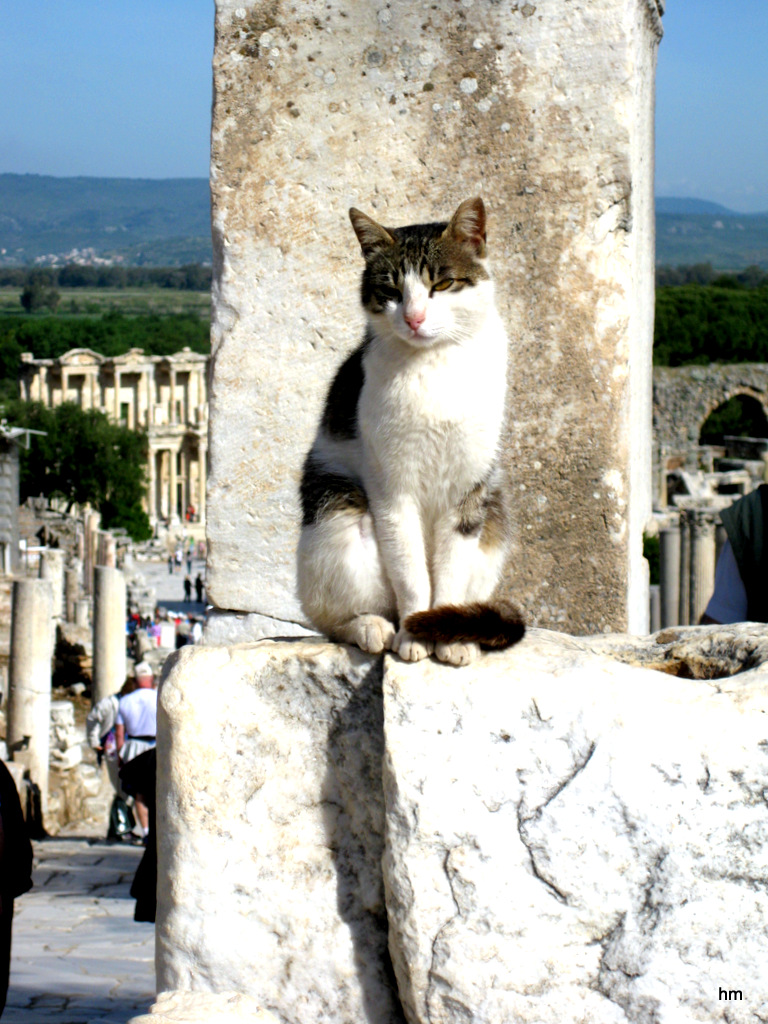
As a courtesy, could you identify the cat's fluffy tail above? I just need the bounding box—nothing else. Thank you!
[402,600,525,650]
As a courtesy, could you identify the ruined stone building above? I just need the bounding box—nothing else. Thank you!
[18,347,209,528]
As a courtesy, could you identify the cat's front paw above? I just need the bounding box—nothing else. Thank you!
[345,614,396,654]
[392,628,434,662]
[435,640,481,667]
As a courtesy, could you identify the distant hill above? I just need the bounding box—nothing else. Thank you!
[3,174,768,271]
[0,174,211,267]
[655,197,738,216]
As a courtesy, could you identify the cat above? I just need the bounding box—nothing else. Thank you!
[297,197,525,665]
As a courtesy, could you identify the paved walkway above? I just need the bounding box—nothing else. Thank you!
[131,555,208,619]
[3,557,214,1024]
[5,832,155,1024]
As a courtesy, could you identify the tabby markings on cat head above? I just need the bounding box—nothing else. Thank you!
[349,197,492,349]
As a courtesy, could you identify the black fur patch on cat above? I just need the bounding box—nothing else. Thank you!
[321,338,369,440]
[300,455,367,526]
[403,601,526,650]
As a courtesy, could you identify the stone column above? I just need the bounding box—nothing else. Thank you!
[659,519,681,628]
[39,548,66,621]
[148,446,157,521]
[649,584,661,634]
[147,364,155,428]
[7,579,53,812]
[65,568,80,623]
[169,447,178,522]
[206,0,662,636]
[170,367,177,424]
[92,566,127,706]
[97,532,117,569]
[678,516,691,627]
[688,510,717,625]
[83,509,101,595]
[75,599,90,628]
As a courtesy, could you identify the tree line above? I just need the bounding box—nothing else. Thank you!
[654,280,768,366]
[0,263,212,290]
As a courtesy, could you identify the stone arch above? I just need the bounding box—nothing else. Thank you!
[699,392,768,443]
[653,364,768,455]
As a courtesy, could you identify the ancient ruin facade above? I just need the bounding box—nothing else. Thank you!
[19,347,209,527]
[654,362,768,471]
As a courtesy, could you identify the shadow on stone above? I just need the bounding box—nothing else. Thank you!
[322,656,406,1024]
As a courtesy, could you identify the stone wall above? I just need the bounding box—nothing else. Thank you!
[206,0,662,637]
[153,626,768,1023]
[654,362,768,456]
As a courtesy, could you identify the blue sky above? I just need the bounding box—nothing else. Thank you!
[1,1,766,213]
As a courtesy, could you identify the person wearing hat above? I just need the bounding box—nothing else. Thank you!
[115,661,157,839]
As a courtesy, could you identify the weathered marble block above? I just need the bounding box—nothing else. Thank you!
[383,627,768,1023]
[155,625,768,1024]
[155,640,402,1024]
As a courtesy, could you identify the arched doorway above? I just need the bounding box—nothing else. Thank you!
[699,394,768,446]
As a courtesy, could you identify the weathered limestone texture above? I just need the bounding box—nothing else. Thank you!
[155,640,402,1024]
[383,627,768,1024]
[156,626,768,1023]
[128,990,280,1024]
[207,0,662,635]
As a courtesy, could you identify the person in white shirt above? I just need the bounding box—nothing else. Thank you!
[115,662,157,837]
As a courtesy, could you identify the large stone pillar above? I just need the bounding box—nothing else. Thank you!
[206,0,662,637]
[659,519,681,628]
[7,579,53,812]
[92,566,127,705]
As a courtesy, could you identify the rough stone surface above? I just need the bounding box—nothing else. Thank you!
[155,640,403,1024]
[202,608,315,646]
[128,990,280,1024]
[156,626,768,1023]
[654,363,768,457]
[207,0,662,635]
[383,625,768,1023]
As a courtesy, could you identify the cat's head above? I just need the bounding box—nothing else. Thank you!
[349,198,492,348]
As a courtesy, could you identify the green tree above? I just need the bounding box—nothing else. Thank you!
[3,400,152,541]
[20,272,61,314]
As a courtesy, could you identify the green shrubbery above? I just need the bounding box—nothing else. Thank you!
[3,400,152,541]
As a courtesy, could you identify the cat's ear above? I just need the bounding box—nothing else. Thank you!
[443,197,487,257]
[349,208,395,258]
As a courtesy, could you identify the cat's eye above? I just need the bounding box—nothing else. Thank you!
[432,279,454,293]
[380,286,402,302]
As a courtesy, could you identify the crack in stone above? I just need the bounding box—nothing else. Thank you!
[514,741,598,906]
[516,798,569,905]
[425,845,465,1024]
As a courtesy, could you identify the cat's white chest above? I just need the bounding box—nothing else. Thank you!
[360,321,507,500]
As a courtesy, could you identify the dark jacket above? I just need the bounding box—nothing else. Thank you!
[0,761,33,900]
[721,483,768,623]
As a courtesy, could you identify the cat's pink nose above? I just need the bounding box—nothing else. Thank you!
[404,310,425,330]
